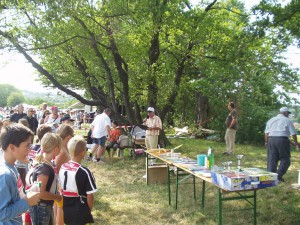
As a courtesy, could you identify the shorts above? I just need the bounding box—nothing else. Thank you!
[93,136,106,147]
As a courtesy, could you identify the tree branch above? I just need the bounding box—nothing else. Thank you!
[205,0,218,12]
[0,30,102,106]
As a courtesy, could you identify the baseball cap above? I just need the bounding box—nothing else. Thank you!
[51,106,58,111]
[279,107,291,114]
[147,107,155,112]
[61,114,74,122]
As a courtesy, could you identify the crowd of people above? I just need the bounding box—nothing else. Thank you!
[0,103,100,225]
[1,100,297,224]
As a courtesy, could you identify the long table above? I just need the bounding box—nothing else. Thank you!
[146,149,276,225]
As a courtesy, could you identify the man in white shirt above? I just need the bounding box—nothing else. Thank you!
[265,107,300,182]
[90,108,111,163]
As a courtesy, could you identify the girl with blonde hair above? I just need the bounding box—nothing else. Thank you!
[27,133,62,225]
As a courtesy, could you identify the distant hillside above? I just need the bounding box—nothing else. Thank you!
[22,90,74,103]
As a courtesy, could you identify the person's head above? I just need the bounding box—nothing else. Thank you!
[27,108,34,117]
[147,107,155,118]
[18,118,29,128]
[35,133,62,162]
[37,124,52,141]
[0,124,33,162]
[56,124,74,140]
[17,104,24,114]
[67,135,87,160]
[104,108,111,116]
[51,106,59,115]
[2,119,11,127]
[228,102,235,111]
[43,110,50,118]
[60,114,75,124]
[279,107,291,117]
[111,120,118,128]
[41,103,47,110]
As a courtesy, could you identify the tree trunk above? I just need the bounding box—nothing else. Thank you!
[195,92,209,128]
[159,129,171,148]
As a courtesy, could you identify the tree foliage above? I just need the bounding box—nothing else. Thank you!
[0,84,19,107]
[0,0,299,143]
[7,91,25,107]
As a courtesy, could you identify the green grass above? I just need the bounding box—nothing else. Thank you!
[84,138,300,225]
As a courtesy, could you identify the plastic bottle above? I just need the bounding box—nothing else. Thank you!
[207,147,214,170]
[29,181,41,192]
[209,152,214,170]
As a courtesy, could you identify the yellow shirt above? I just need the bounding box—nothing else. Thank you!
[145,115,162,136]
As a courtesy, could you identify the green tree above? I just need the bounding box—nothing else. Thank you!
[7,92,25,107]
[0,0,299,144]
[0,84,19,107]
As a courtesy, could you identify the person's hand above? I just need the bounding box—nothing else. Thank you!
[56,193,62,202]
[26,191,40,206]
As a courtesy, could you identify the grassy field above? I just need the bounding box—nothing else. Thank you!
[84,138,300,225]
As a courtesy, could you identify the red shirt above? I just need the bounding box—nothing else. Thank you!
[109,128,121,142]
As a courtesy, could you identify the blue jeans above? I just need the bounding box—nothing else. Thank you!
[29,204,54,225]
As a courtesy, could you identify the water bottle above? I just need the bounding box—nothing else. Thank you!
[29,181,42,192]
[207,147,214,170]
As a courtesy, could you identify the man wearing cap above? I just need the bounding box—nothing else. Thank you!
[61,114,75,124]
[44,106,61,132]
[143,107,162,150]
[265,107,300,182]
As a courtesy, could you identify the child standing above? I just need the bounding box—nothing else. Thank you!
[28,133,62,225]
[59,135,97,225]
[0,124,40,225]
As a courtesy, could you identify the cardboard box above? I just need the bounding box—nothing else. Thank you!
[211,168,278,191]
[147,164,168,184]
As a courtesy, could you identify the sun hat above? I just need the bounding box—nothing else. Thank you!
[61,114,75,122]
[147,107,155,112]
[279,107,291,114]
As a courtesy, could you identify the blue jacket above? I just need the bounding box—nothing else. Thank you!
[0,161,29,225]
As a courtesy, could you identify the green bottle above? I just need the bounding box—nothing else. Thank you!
[207,147,214,170]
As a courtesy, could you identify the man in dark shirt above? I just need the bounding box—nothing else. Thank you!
[26,108,39,135]
[10,104,27,123]
[224,102,238,155]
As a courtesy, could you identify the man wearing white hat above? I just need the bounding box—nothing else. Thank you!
[143,107,162,150]
[265,107,300,182]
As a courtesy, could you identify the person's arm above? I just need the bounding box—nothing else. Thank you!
[87,193,94,210]
[291,134,300,148]
[55,151,67,173]
[106,125,111,139]
[229,111,237,129]
[37,175,61,202]
[229,118,237,129]
[265,133,269,147]
[0,174,37,221]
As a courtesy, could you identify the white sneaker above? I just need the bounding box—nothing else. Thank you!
[92,157,98,163]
